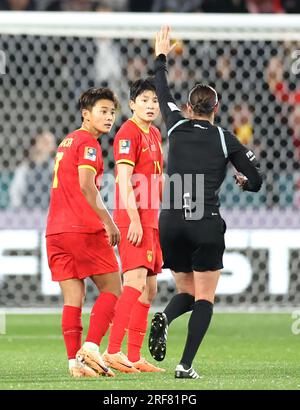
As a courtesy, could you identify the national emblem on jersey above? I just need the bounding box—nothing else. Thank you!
[147,250,153,263]
[84,147,97,161]
[119,140,131,154]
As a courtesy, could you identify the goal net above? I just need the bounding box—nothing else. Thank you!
[0,12,299,308]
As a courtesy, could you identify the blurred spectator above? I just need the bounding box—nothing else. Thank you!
[0,171,12,209]
[152,0,203,12]
[60,0,93,11]
[215,54,235,93]
[245,0,284,13]
[202,0,247,13]
[93,0,125,86]
[0,0,60,10]
[230,104,254,145]
[0,0,36,10]
[126,55,148,82]
[216,56,232,81]
[9,132,56,210]
[129,0,153,11]
[94,38,123,88]
[0,0,297,12]
[282,0,300,13]
[39,0,62,11]
[293,173,300,208]
[289,105,300,159]
[266,56,300,158]
[266,56,300,105]
[266,56,285,96]
[94,0,128,11]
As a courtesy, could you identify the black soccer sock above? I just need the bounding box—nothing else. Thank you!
[180,299,213,369]
[163,293,195,325]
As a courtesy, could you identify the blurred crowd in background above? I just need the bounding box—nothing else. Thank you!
[0,0,300,13]
[0,33,299,212]
[0,0,300,214]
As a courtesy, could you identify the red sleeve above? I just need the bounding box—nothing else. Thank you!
[114,123,140,167]
[77,138,102,174]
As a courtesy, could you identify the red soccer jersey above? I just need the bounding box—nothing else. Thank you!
[113,118,163,229]
[46,129,104,236]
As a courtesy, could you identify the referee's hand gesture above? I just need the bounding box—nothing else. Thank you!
[155,26,177,57]
[234,173,248,190]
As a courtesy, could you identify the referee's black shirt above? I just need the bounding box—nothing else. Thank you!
[154,54,263,212]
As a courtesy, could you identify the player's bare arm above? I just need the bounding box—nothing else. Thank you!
[79,167,120,246]
[117,163,143,246]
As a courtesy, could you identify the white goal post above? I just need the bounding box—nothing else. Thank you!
[0,11,300,40]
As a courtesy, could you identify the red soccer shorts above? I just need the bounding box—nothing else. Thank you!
[46,231,119,281]
[118,227,163,276]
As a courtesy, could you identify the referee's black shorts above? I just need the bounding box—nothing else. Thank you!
[159,209,226,273]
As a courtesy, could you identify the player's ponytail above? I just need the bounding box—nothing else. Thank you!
[188,84,218,116]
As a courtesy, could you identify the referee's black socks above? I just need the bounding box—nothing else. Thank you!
[180,299,213,369]
[163,293,195,325]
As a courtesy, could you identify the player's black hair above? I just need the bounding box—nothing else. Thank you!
[188,84,218,116]
[129,77,157,101]
[79,87,119,113]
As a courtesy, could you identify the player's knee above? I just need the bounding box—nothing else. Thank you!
[148,280,157,302]
[62,289,84,306]
[139,286,156,304]
[147,287,157,303]
[110,282,122,298]
[124,279,146,293]
[63,296,84,308]
[138,281,147,294]
[123,268,147,293]
[100,277,122,297]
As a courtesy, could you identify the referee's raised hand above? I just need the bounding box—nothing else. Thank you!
[155,26,177,57]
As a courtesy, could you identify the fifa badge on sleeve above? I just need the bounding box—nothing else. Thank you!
[84,147,97,161]
[119,140,131,154]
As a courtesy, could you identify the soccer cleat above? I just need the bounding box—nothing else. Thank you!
[174,364,200,379]
[132,357,166,372]
[148,312,168,361]
[102,350,140,373]
[76,347,115,377]
[69,358,99,378]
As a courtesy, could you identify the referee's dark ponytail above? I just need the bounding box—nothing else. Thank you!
[188,84,218,116]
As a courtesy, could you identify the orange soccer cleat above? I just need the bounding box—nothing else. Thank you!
[102,351,140,374]
[132,357,165,373]
[76,347,115,377]
[69,359,99,378]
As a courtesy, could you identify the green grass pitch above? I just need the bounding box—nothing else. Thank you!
[0,313,299,390]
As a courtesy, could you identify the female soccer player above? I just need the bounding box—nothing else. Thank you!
[46,87,121,378]
[148,27,263,379]
[103,79,165,373]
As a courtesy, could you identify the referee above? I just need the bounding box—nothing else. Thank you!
[148,27,263,379]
